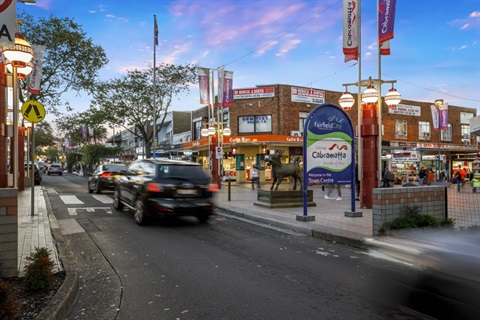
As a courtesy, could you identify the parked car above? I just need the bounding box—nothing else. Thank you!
[113,159,215,225]
[25,163,42,185]
[47,164,63,175]
[88,164,128,194]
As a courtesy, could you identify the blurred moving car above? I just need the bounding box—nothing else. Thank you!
[366,229,480,320]
[25,163,42,185]
[88,164,127,194]
[47,164,63,175]
[113,159,215,225]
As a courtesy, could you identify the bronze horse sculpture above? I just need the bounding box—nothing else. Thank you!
[266,150,303,191]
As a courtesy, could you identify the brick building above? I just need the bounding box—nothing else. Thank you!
[178,83,479,184]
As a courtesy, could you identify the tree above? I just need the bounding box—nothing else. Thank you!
[33,121,57,151]
[55,107,108,148]
[92,63,197,158]
[18,12,108,115]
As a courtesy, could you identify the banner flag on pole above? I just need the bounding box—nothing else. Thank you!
[439,103,449,131]
[81,125,87,139]
[222,70,233,108]
[88,127,94,137]
[154,15,159,46]
[380,41,391,55]
[198,67,210,104]
[431,105,440,131]
[28,45,47,95]
[218,66,225,106]
[342,0,359,62]
[378,0,397,46]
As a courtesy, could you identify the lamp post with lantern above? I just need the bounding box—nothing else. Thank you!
[201,122,231,190]
[2,27,35,189]
[433,99,447,181]
[339,77,401,208]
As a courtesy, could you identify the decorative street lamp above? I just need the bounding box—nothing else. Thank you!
[340,77,401,208]
[433,98,447,181]
[3,31,34,189]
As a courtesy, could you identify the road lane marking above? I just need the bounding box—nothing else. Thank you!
[60,195,84,204]
[67,207,113,215]
[92,195,114,204]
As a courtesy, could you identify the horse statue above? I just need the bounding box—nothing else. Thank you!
[266,150,303,191]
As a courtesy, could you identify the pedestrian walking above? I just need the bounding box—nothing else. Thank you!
[418,167,426,186]
[382,166,391,188]
[325,184,342,200]
[454,165,467,192]
[250,165,260,190]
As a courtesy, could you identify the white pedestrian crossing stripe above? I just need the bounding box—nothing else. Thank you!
[60,195,83,204]
[92,195,113,204]
[68,207,113,215]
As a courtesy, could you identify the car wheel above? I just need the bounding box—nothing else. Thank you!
[113,189,124,211]
[134,199,148,225]
[48,172,50,175]
[88,182,93,193]
[95,182,101,194]
[197,214,210,223]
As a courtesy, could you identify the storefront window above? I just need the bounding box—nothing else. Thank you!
[461,124,471,145]
[441,124,452,142]
[460,112,474,124]
[418,121,431,140]
[238,115,272,133]
[395,120,408,139]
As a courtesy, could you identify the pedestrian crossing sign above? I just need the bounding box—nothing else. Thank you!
[21,100,46,123]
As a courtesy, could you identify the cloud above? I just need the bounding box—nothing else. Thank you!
[450,10,480,30]
[36,0,54,10]
[276,38,301,56]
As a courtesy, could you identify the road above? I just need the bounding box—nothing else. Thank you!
[41,172,415,320]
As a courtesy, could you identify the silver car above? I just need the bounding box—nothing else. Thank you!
[47,164,63,175]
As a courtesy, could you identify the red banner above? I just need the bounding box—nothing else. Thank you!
[197,67,210,104]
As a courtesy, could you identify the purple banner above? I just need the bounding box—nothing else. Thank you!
[222,71,233,107]
[378,0,396,45]
[439,103,449,131]
[81,125,87,139]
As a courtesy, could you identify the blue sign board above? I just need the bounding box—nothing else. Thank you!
[302,103,356,215]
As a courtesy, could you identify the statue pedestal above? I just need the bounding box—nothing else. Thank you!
[254,190,316,208]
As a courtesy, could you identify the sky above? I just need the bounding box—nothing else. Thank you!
[17,0,480,124]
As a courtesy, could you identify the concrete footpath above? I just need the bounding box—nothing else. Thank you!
[17,178,373,319]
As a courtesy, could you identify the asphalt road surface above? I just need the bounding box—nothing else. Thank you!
[42,172,414,320]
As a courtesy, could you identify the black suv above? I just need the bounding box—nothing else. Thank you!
[113,159,215,225]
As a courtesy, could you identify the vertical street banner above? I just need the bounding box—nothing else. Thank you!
[81,125,87,139]
[222,70,233,107]
[28,45,46,95]
[218,66,224,106]
[378,0,397,45]
[154,15,159,46]
[431,105,440,130]
[342,0,359,62]
[198,67,210,104]
[380,41,391,55]
[88,127,94,137]
[0,0,15,46]
[439,103,449,131]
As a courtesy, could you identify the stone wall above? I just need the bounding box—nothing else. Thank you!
[0,188,18,277]
[372,186,447,236]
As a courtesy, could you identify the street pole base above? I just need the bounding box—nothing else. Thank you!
[344,211,363,218]
[296,215,316,221]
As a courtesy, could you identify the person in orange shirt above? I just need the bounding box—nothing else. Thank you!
[454,165,467,192]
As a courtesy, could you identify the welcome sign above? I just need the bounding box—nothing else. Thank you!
[301,103,356,217]
[303,103,355,186]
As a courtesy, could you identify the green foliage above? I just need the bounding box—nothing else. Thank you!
[66,152,82,172]
[92,63,197,158]
[0,281,19,319]
[378,204,455,235]
[18,12,108,116]
[81,144,107,167]
[23,247,54,293]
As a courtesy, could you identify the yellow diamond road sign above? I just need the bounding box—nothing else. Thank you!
[21,100,46,123]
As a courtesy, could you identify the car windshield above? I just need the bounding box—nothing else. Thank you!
[157,164,208,182]
[50,165,60,169]
[103,165,127,172]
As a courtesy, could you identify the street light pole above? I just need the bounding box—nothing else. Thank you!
[434,99,444,181]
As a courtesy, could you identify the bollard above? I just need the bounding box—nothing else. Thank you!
[228,177,231,201]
